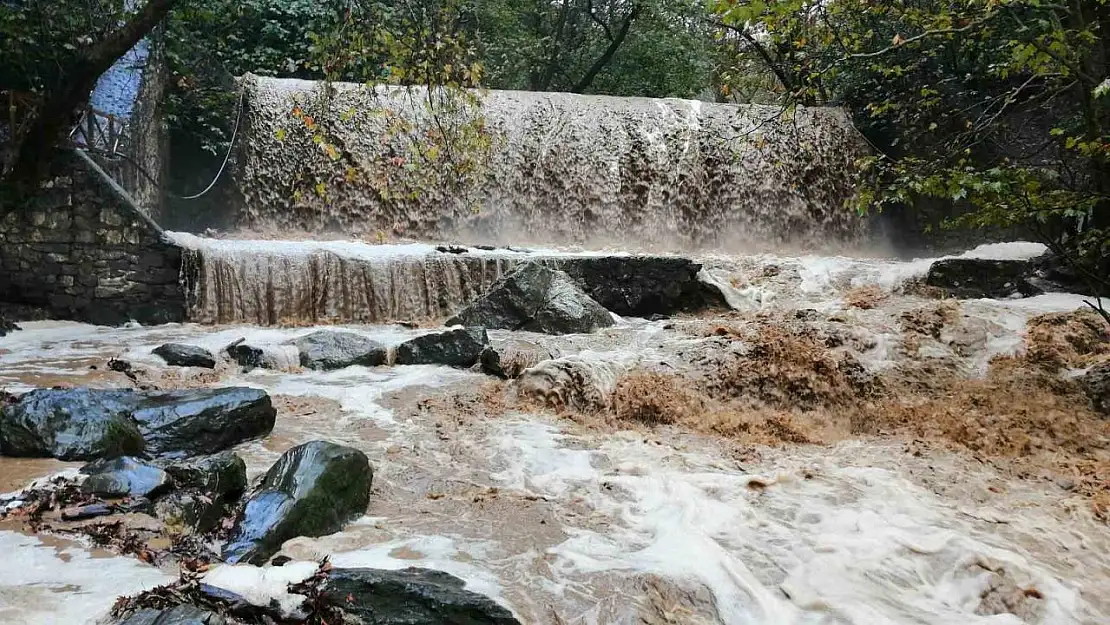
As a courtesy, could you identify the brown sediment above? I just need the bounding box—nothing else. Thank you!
[1024,309,1110,370]
[844,284,888,310]
[0,458,81,493]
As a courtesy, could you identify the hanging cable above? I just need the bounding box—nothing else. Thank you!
[177,87,245,200]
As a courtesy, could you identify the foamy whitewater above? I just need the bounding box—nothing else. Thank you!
[1,242,1108,624]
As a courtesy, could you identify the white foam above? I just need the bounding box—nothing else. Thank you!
[485,424,1106,624]
[0,531,174,625]
[202,561,319,617]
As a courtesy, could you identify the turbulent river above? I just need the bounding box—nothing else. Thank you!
[2,240,1109,625]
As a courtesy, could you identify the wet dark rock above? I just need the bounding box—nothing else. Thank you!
[436,245,469,254]
[162,452,248,497]
[131,388,276,458]
[448,263,613,335]
[61,503,114,521]
[395,327,489,367]
[156,453,248,533]
[0,316,20,337]
[0,389,147,460]
[223,339,267,370]
[550,256,725,316]
[294,330,387,370]
[1030,251,1088,293]
[81,456,171,498]
[1082,361,1110,417]
[925,258,1041,299]
[109,358,134,373]
[154,489,227,534]
[480,339,554,379]
[321,567,520,625]
[223,441,372,565]
[117,605,226,625]
[0,387,275,461]
[153,344,216,369]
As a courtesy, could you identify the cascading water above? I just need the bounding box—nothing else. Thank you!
[231,77,869,251]
[171,232,520,325]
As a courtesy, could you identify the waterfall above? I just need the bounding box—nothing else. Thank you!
[172,233,518,325]
[231,77,870,252]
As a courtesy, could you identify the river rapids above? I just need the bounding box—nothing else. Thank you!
[1,239,1109,625]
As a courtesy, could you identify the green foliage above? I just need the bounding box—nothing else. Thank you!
[272,0,494,220]
[0,1,128,95]
[715,0,1110,296]
[475,0,716,97]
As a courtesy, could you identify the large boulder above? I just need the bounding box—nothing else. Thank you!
[1082,361,1110,417]
[294,330,387,370]
[153,344,217,369]
[0,389,146,460]
[925,258,1041,299]
[395,327,489,367]
[549,256,724,316]
[448,263,613,334]
[0,388,275,461]
[223,441,372,565]
[81,456,171,498]
[131,388,276,458]
[321,568,520,625]
[116,605,226,625]
[480,339,555,379]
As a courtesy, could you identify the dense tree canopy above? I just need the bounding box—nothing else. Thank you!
[714,0,1110,301]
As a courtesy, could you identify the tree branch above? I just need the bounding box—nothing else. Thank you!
[572,1,640,93]
[5,0,180,193]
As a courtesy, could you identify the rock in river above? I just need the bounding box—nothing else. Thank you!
[116,604,226,625]
[925,258,1041,299]
[294,330,387,370]
[0,387,276,461]
[448,262,613,334]
[81,456,171,498]
[321,568,520,625]
[223,440,372,565]
[395,327,489,368]
[1083,361,1110,417]
[152,343,216,369]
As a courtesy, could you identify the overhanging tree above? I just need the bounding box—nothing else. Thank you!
[1,0,181,195]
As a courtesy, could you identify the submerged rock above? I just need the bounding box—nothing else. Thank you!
[1082,361,1110,416]
[153,344,217,369]
[925,258,1041,299]
[224,339,297,371]
[515,356,624,412]
[223,441,373,565]
[117,605,226,625]
[295,330,387,370]
[448,262,613,334]
[81,456,171,498]
[395,327,489,367]
[480,339,554,379]
[321,568,520,625]
[0,388,275,461]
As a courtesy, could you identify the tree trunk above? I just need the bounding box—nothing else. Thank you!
[5,0,180,195]
[572,2,640,93]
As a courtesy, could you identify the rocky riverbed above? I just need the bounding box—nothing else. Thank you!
[1,242,1109,624]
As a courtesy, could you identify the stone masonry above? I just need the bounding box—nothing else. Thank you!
[0,153,186,325]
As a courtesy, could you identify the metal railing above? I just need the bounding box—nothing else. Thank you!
[68,106,130,156]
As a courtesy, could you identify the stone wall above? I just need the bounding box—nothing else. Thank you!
[0,153,186,325]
